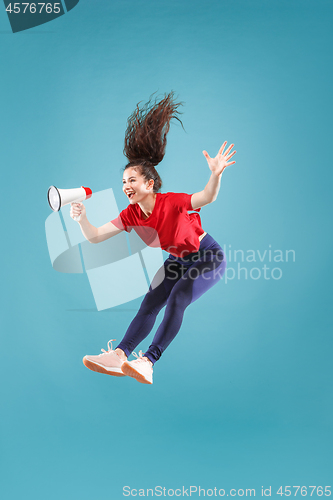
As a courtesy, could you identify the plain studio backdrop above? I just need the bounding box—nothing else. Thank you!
[0,1,332,498]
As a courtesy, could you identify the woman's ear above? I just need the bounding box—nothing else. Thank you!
[146,179,155,191]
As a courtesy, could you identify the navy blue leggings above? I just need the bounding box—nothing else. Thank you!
[116,233,226,364]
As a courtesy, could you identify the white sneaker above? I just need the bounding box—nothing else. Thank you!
[83,339,126,377]
[121,351,153,384]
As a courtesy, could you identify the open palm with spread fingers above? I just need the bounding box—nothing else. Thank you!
[203,141,236,176]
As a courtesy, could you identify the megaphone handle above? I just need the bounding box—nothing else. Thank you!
[72,201,82,222]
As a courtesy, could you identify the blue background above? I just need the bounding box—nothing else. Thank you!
[0,1,332,498]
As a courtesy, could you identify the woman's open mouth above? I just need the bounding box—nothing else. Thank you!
[127,192,135,199]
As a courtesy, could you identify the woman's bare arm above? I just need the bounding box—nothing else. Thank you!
[191,172,222,210]
[191,141,236,210]
[70,202,123,243]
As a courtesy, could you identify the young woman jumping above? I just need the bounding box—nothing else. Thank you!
[70,92,236,384]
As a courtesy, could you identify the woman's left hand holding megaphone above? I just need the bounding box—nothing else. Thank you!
[70,202,86,222]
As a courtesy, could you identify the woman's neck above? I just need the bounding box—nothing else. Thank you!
[138,192,157,219]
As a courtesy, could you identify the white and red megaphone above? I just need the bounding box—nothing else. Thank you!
[47,185,92,221]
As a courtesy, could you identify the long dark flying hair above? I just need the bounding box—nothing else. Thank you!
[123,92,183,192]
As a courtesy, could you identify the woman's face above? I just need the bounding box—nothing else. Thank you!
[122,167,154,204]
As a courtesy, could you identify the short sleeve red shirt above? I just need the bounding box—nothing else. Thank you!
[110,192,204,258]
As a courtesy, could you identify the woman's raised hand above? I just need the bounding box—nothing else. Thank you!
[203,141,236,176]
[70,202,86,222]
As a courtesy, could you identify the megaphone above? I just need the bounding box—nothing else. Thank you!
[47,185,92,221]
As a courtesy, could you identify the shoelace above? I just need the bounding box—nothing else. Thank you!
[132,350,145,361]
[101,339,116,354]
[132,351,153,368]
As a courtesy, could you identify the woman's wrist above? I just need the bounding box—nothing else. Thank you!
[78,214,88,225]
[211,170,222,179]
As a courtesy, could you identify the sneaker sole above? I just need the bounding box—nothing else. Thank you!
[121,361,152,384]
[83,357,126,377]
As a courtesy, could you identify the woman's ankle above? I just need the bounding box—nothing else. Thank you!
[115,348,127,361]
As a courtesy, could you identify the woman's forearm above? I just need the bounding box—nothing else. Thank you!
[201,141,236,203]
[204,172,222,202]
[78,216,100,243]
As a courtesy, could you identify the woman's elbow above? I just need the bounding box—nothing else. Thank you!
[88,236,100,244]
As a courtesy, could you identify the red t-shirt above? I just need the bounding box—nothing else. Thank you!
[110,192,204,258]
